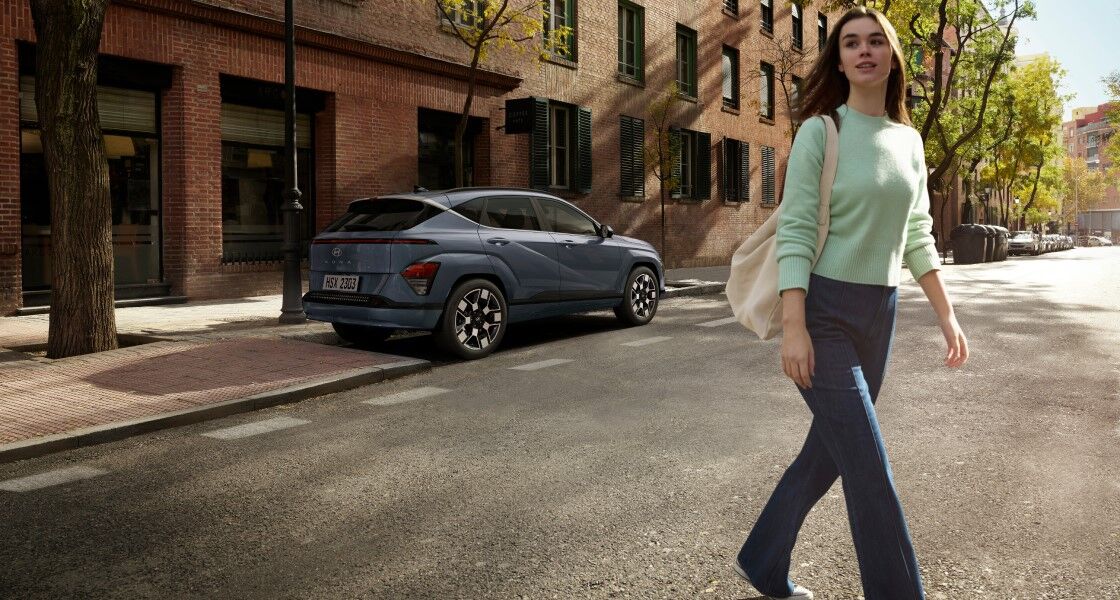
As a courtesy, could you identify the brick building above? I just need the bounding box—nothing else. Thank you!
[0,0,834,315]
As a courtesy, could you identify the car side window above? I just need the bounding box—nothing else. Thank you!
[536,198,598,236]
[482,196,541,231]
[452,197,486,224]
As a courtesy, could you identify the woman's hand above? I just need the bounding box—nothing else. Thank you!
[940,315,969,368]
[781,324,815,389]
[917,269,969,369]
[780,288,813,388]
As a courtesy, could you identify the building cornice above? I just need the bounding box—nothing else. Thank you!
[111,0,522,91]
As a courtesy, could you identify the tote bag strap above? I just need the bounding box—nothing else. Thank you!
[812,114,840,263]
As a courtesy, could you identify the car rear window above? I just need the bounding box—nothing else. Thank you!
[325,197,441,232]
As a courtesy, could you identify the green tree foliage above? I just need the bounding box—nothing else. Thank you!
[431,0,570,187]
[1060,157,1109,232]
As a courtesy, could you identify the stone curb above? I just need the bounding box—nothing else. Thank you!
[0,358,430,465]
[662,281,726,299]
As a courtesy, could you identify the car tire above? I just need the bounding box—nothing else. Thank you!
[332,322,393,346]
[436,278,507,360]
[614,266,659,326]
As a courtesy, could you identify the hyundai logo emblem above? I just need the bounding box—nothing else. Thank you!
[331,247,342,257]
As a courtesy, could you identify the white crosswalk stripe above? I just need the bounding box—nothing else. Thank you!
[510,358,574,371]
[621,336,673,347]
[697,316,739,328]
[0,466,108,492]
[363,386,451,406]
[201,416,309,440]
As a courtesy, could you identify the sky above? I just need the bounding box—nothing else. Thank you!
[1014,0,1119,121]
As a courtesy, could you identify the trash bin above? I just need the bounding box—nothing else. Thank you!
[950,224,986,264]
[992,226,1009,261]
[982,225,998,262]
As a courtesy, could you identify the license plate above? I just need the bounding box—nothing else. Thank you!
[323,274,360,292]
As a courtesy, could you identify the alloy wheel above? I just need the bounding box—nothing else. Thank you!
[630,273,657,319]
[453,287,503,351]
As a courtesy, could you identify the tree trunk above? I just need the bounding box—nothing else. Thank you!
[659,182,668,266]
[454,45,483,188]
[30,0,118,358]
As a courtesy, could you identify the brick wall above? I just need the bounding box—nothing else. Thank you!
[0,0,835,314]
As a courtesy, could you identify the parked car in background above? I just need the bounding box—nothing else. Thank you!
[303,188,665,359]
[1008,231,1041,256]
[1088,236,1113,247]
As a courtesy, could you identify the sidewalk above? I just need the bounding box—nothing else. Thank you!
[0,268,730,463]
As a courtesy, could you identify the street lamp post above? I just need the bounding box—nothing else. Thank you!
[279,0,306,324]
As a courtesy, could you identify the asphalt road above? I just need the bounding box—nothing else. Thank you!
[2,247,1118,599]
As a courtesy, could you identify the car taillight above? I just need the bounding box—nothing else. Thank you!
[401,262,440,296]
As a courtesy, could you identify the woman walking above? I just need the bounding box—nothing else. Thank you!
[732,7,968,600]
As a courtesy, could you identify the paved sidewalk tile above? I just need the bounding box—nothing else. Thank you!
[0,337,406,446]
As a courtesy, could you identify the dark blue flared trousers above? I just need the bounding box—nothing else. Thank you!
[737,274,924,600]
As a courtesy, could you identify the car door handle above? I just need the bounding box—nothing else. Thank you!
[560,239,576,248]
[486,238,510,246]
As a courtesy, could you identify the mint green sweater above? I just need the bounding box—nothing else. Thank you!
[777,105,941,293]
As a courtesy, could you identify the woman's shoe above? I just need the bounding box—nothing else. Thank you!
[731,559,814,599]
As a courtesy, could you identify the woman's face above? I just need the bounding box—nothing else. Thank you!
[837,17,896,89]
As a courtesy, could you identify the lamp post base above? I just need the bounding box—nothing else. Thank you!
[278,309,306,324]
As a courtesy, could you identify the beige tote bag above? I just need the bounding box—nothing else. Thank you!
[725,114,839,340]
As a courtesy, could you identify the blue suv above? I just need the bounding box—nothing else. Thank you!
[303,188,665,359]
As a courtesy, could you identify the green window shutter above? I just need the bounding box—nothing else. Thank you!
[670,128,682,199]
[577,106,592,194]
[619,115,645,197]
[740,141,750,201]
[761,145,776,204]
[695,131,711,200]
[531,97,550,191]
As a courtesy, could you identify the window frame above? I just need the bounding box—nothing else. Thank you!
[760,0,773,34]
[444,0,482,28]
[722,45,740,110]
[672,128,711,201]
[549,103,572,190]
[791,3,803,50]
[723,0,739,15]
[544,0,576,60]
[759,62,775,120]
[617,1,644,81]
[818,13,828,51]
[723,137,750,203]
[675,24,698,98]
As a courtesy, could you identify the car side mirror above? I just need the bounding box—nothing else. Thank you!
[600,225,614,238]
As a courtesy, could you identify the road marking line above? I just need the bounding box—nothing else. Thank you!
[201,416,309,440]
[0,466,108,492]
[363,386,450,406]
[697,316,738,328]
[510,358,574,371]
[621,336,673,347]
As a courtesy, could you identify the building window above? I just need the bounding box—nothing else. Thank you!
[722,46,740,109]
[723,0,738,14]
[723,138,749,202]
[444,0,482,27]
[220,103,314,263]
[761,145,776,204]
[676,24,698,98]
[19,76,163,291]
[760,0,773,34]
[619,115,645,197]
[530,99,592,193]
[818,13,828,51]
[760,62,775,119]
[550,104,571,189]
[791,3,803,50]
[418,108,481,190]
[672,128,712,200]
[544,0,576,59]
[791,75,803,112]
[618,1,644,80]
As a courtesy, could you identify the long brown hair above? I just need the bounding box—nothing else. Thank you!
[796,7,911,126]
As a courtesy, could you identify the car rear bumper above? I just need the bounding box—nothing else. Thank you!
[303,292,441,329]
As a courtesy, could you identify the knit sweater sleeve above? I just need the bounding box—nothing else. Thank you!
[776,116,826,294]
[904,130,941,280]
